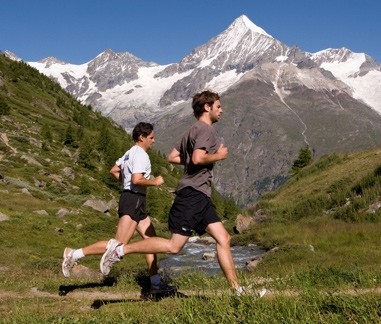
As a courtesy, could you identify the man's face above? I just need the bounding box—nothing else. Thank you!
[209,100,223,123]
[140,131,155,150]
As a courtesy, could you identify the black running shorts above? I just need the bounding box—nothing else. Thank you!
[168,187,221,236]
[118,190,148,222]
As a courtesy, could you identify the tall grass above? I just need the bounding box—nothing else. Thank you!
[1,289,380,323]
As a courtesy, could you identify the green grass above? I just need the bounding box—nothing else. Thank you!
[2,148,381,323]
[1,184,380,323]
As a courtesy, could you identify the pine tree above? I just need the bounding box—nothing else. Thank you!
[223,197,240,219]
[78,135,96,170]
[63,124,75,146]
[41,124,52,142]
[0,97,10,115]
[291,146,313,174]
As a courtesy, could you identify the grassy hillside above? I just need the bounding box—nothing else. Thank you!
[233,147,381,283]
[0,52,239,276]
[0,53,185,219]
[0,53,185,280]
[1,54,380,323]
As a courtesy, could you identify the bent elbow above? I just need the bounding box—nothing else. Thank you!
[192,156,202,165]
[131,178,139,185]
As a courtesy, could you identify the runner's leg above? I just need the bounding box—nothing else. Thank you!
[136,217,158,275]
[206,222,240,290]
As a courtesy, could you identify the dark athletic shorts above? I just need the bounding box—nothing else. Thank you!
[168,186,221,236]
[118,190,148,222]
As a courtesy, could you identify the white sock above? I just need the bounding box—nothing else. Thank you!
[72,249,85,262]
[116,245,124,257]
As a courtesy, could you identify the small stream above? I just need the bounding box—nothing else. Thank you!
[159,241,266,276]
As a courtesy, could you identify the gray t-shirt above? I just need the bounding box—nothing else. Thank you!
[175,120,220,197]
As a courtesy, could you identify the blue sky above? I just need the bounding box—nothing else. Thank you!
[1,0,380,64]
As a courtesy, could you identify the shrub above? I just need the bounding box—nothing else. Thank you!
[291,146,313,174]
[0,96,10,115]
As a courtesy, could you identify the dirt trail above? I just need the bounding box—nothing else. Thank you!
[1,287,381,301]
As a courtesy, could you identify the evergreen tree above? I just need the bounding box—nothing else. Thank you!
[78,135,96,170]
[79,177,92,195]
[97,123,112,153]
[291,146,313,174]
[223,197,240,219]
[0,97,10,115]
[73,109,88,126]
[41,124,52,142]
[76,126,85,141]
[63,124,75,146]
[56,97,66,109]
[211,187,225,217]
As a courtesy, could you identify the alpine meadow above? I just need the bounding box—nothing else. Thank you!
[1,52,381,323]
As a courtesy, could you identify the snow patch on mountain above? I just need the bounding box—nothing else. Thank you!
[275,55,288,62]
[99,65,192,114]
[205,70,245,93]
[339,70,381,114]
[314,50,365,78]
[237,15,272,38]
[29,61,89,88]
[312,49,381,114]
[3,50,21,61]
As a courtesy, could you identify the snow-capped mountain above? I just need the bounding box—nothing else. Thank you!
[24,15,381,126]
[24,16,306,126]
[3,50,21,62]
[309,48,381,114]
[8,15,381,204]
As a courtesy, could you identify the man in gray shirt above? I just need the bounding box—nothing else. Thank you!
[100,91,266,297]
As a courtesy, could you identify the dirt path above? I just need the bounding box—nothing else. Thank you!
[1,286,381,301]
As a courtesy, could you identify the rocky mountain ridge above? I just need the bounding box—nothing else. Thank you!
[5,15,381,204]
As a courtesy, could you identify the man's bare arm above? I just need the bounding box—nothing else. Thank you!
[131,173,164,186]
[192,144,228,165]
[167,148,182,164]
[110,164,121,180]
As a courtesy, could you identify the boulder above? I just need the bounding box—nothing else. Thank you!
[34,210,49,216]
[0,212,9,221]
[234,214,255,233]
[246,258,261,271]
[83,199,111,214]
[202,252,216,260]
[70,264,103,280]
[56,208,70,218]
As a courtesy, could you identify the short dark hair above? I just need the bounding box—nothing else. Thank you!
[192,90,220,118]
[132,122,154,142]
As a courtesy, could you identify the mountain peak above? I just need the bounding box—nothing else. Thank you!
[231,15,272,38]
[3,50,21,61]
[39,56,67,66]
[94,48,148,64]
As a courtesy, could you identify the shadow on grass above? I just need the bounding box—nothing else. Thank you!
[58,276,117,296]
[58,272,210,309]
[90,291,209,309]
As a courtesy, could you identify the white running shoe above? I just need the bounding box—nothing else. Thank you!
[100,239,122,276]
[62,247,75,278]
[256,287,267,298]
[235,285,267,298]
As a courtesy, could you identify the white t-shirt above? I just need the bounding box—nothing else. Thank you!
[115,145,151,194]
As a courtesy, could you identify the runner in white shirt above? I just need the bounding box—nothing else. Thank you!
[62,122,176,297]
